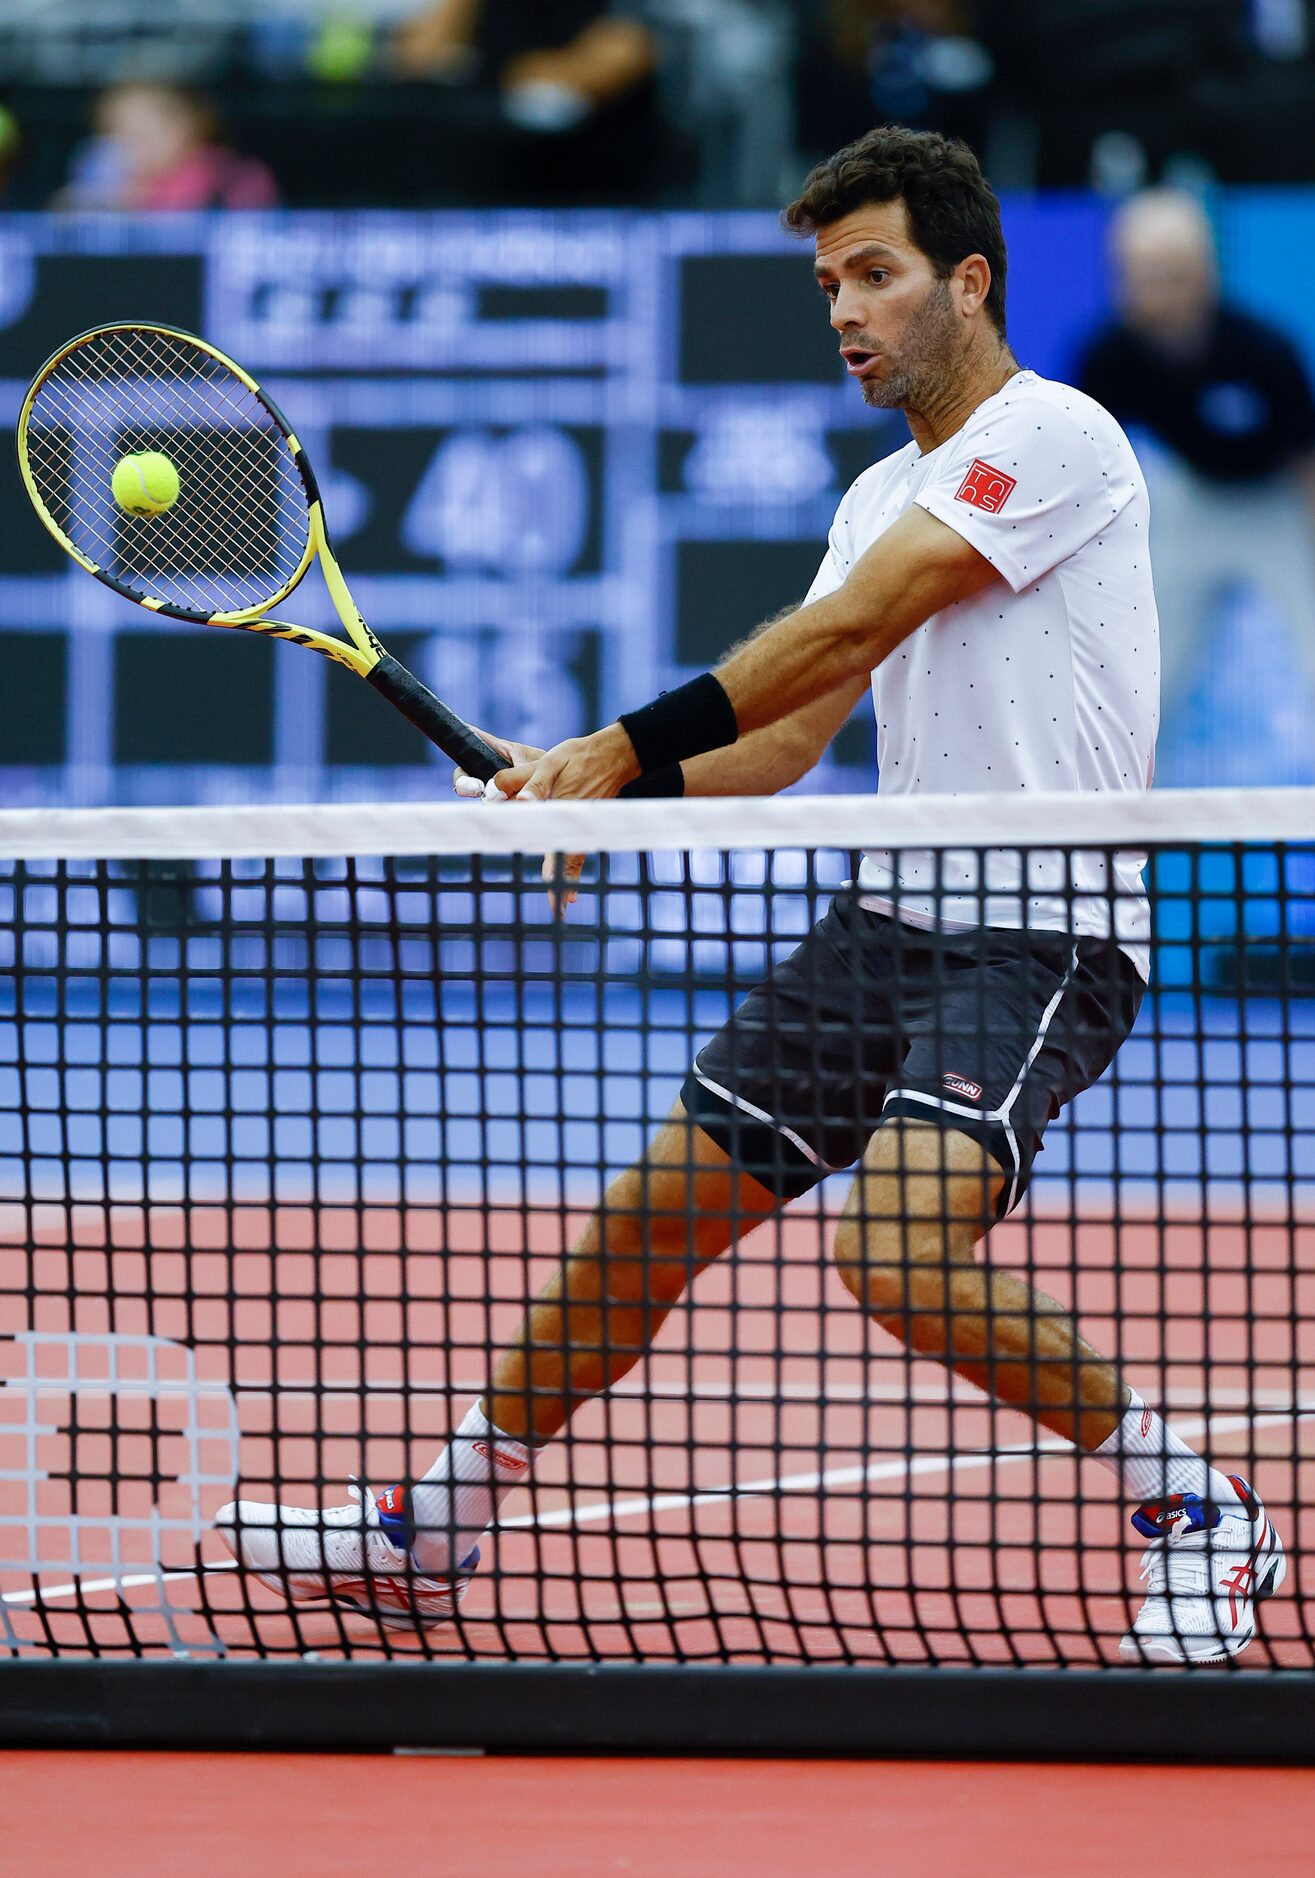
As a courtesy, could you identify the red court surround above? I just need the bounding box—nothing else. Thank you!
[2,1752,1310,1877]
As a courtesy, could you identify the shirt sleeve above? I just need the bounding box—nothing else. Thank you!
[802,484,855,605]
[914,395,1133,594]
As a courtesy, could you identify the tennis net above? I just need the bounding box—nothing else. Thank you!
[1,789,1313,1752]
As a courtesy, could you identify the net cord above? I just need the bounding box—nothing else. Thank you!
[0,786,1310,861]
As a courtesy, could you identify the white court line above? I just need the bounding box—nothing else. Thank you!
[3,1404,1308,1609]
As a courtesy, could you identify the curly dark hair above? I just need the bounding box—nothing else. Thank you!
[784,126,1008,338]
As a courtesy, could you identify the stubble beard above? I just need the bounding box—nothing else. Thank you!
[857,277,959,411]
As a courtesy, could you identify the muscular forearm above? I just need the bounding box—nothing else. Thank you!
[682,676,868,794]
[682,728,809,796]
[713,590,877,735]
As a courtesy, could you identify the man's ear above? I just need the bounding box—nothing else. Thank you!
[957,253,992,319]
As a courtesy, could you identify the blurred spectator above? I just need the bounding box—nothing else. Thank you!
[1078,190,1315,739]
[55,81,278,211]
[977,0,1315,188]
[795,3,993,159]
[394,0,655,110]
[0,104,21,200]
[389,0,671,200]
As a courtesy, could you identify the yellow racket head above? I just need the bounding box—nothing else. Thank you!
[17,322,317,624]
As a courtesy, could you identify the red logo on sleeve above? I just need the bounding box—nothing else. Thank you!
[955,459,1017,513]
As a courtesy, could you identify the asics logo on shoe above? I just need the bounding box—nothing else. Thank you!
[1131,1492,1216,1542]
[376,1485,407,1520]
[472,1439,529,1472]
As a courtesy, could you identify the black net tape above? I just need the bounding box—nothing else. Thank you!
[0,831,1310,1674]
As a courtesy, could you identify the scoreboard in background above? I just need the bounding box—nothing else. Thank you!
[0,212,902,807]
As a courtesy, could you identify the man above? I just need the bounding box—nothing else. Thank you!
[219,126,1284,1663]
[1079,189,1315,755]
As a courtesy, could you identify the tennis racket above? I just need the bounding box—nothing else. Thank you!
[15,321,503,781]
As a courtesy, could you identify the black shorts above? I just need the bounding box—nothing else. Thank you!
[681,896,1144,1216]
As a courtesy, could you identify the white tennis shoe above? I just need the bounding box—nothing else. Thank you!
[1119,1475,1285,1664]
[215,1481,479,1629]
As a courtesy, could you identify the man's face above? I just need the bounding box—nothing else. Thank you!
[813,200,963,410]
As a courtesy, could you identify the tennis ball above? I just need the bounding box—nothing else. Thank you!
[111,451,180,518]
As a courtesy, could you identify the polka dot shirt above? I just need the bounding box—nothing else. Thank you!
[803,371,1159,976]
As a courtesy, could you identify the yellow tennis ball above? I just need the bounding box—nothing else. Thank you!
[111,450,180,518]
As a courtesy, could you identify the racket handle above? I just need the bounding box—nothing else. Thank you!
[367,655,504,782]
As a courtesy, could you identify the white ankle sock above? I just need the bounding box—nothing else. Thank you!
[1092,1389,1241,1511]
[408,1402,533,1574]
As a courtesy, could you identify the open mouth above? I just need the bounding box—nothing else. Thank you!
[841,349,881,378]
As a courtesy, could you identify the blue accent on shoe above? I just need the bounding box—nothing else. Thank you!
[1131,1491,1220,1542]
[376,1489,480,1579]
[373,1484,415,1552]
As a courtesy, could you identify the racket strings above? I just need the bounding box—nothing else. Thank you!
[34,349,301,608]
[43,330,307,601]
[25,326,312,616]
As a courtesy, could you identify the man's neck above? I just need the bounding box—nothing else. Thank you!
[905,341,1020,454]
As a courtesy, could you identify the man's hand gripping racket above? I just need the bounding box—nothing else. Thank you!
[452,731,587,913]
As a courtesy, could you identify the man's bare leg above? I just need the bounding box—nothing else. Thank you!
[408,1099,777,1567]
[484,1100,777,1441]
[833,1118,1244,1501]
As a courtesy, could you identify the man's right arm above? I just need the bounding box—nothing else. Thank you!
[678,599,868,795]
[679,675,869,795]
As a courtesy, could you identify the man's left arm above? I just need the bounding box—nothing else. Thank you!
[497,506,1000,800]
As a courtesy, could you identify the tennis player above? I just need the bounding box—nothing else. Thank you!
[219,125,1284,1662]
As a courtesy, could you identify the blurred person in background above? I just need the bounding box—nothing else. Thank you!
[795,2,993,159]
[1079,190,1315,745]
[54,81,279,211]
[391,0,669,201]
[0,105,21,202]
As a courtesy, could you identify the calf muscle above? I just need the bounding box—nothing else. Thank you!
[835,1121,1125,1449]
[486,1101,776,1441]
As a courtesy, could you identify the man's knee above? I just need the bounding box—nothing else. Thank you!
[831,1119,1000,1305]
[833,1213,904,1314]
[591,1100,773,1305]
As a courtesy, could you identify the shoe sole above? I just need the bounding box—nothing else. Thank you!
[1119,1519,1287,1665]
[246,1569,469,1630]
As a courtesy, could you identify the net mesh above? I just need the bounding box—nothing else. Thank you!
[23,326,310,615]
[0,793,1311,1670]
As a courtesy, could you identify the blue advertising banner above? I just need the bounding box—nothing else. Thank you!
[0,194,1311,805]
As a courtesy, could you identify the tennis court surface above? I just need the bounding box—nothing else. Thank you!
[1,789,1313,1758]
[3,1753,1312,1877]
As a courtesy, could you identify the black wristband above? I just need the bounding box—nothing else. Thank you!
[617,673,737,775]
[618,763,685,799]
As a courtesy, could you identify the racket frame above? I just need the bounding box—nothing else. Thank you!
[17,321,503,777]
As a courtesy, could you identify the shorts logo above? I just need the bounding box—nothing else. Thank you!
[1140,1405,1153,1439]
[943,1073,983,1102]
[473,1439,529,1473]
[955,459,1017,513]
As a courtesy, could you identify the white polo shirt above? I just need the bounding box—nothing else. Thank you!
[805,369,1159,977]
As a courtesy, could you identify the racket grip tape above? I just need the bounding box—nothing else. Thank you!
[367,655,503,782]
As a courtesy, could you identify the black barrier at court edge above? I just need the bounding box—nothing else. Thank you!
[3,1663,1315,1761]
